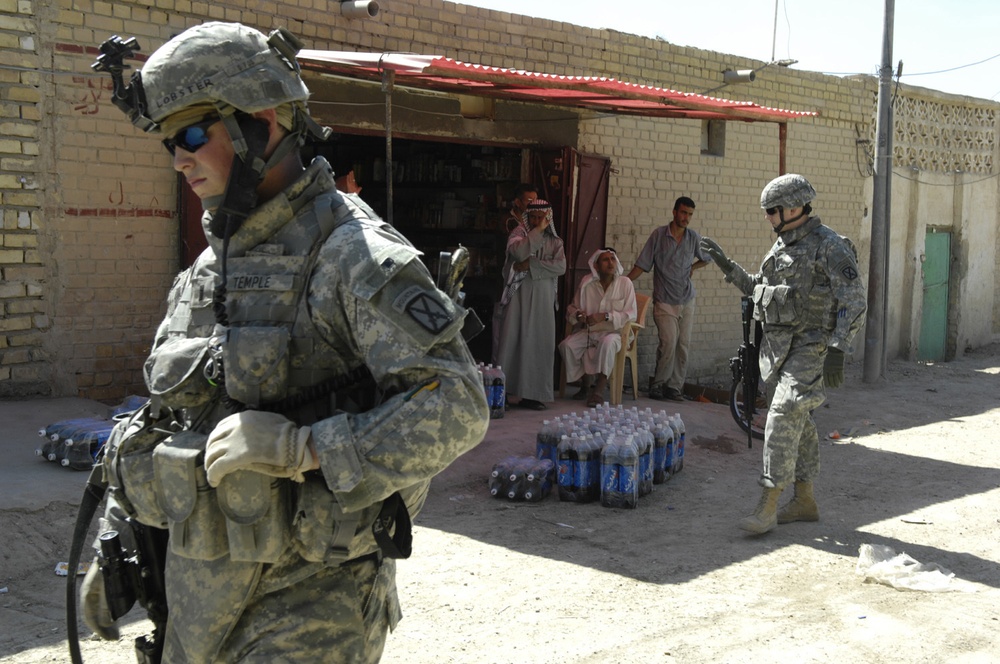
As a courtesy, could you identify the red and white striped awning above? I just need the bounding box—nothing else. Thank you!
[298,50,817,123]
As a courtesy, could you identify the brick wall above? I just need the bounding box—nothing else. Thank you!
[2,0,995,400]
[0,0,47,397]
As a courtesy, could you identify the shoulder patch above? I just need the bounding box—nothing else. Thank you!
[394,286,454,334]
[838,262,859,280]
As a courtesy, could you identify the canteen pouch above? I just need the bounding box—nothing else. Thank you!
[216,470,292,563]
[153,430,229,561]
[222,326,290,407]
[753,284,796,325]
[106,402,175,529]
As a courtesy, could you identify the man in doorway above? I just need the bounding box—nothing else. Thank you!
[492,183,540,362]
[559,248,637,407]
[495,199,566,410]
[627,196,709,401]
[506,183,538,233]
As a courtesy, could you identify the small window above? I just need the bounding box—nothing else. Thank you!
[701,119,726,157]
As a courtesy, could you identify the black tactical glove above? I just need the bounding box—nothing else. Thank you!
[824,348,845,388]
[699,237,735,275]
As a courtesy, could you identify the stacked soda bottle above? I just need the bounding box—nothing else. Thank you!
[489,456,555,502]
[535,404,687,509]
[36,417,113,469]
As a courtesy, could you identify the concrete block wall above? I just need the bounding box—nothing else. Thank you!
[3,0,995,399]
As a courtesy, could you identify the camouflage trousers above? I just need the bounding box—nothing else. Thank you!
[163,552,399,663]
[760,342,827,488]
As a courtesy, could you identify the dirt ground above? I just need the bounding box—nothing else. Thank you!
[2,345,999,663]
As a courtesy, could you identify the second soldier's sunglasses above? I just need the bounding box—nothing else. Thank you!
[765,207,781,216]
[162,116,220,155]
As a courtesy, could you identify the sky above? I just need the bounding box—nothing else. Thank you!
[454,0,1000,101]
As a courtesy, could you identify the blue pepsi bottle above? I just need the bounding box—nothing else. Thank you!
[557,434,579,502]
[617,432,640,508]
[600,435,622,508]
[636,425,653,497]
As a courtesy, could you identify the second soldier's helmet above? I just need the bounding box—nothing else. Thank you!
[760,173,816,210]
[128,22,310,131]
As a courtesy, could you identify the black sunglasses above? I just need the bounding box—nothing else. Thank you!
[162,116,220,155]
[765,207,781,216]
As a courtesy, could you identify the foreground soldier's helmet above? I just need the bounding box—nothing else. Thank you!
[127,22,311,132]
[760,173,816,210]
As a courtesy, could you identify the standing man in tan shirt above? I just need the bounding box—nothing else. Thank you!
[627,196,709,401]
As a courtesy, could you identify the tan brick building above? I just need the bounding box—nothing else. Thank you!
[2,0,997,401]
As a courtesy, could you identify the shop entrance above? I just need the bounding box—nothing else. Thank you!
[178,135,610,366]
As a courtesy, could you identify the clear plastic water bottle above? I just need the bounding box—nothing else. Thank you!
[478,363,489,404]
[480,363,492,408]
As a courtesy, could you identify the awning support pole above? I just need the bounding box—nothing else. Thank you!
[381,69,395,226]
[778,122,787,174]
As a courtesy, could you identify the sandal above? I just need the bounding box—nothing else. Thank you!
[585,392,603,408]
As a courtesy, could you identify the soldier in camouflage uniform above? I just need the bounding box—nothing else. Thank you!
[81,22,489,661]
[699,174,866,534]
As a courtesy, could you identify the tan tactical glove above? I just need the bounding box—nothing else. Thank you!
[699,237,735,275]
[204,410,313,487]
[80,558,119,640]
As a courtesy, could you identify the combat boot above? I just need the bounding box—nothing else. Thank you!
[738,487,783,534]
[777,481,819,523]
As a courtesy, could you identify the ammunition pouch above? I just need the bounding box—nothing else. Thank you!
[105,402,177,529]
[116,425,410,565]
[153,431,228,561]
[752,284,797,326]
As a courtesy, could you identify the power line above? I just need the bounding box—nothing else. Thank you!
[821,51,1000,79]
[902,51,1000,77]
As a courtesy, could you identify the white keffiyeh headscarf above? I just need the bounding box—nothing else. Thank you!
[500,199,558,306]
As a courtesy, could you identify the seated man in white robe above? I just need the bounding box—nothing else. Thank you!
[559,248,637,407]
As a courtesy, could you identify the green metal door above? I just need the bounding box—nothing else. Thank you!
[917,230,950,361]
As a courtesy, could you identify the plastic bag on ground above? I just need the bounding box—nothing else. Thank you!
[856,543,973,593]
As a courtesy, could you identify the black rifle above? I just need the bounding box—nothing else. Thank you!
[737,296,762,449]
[98,523,169,663]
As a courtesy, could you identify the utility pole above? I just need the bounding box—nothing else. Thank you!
[863,0,894,383]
